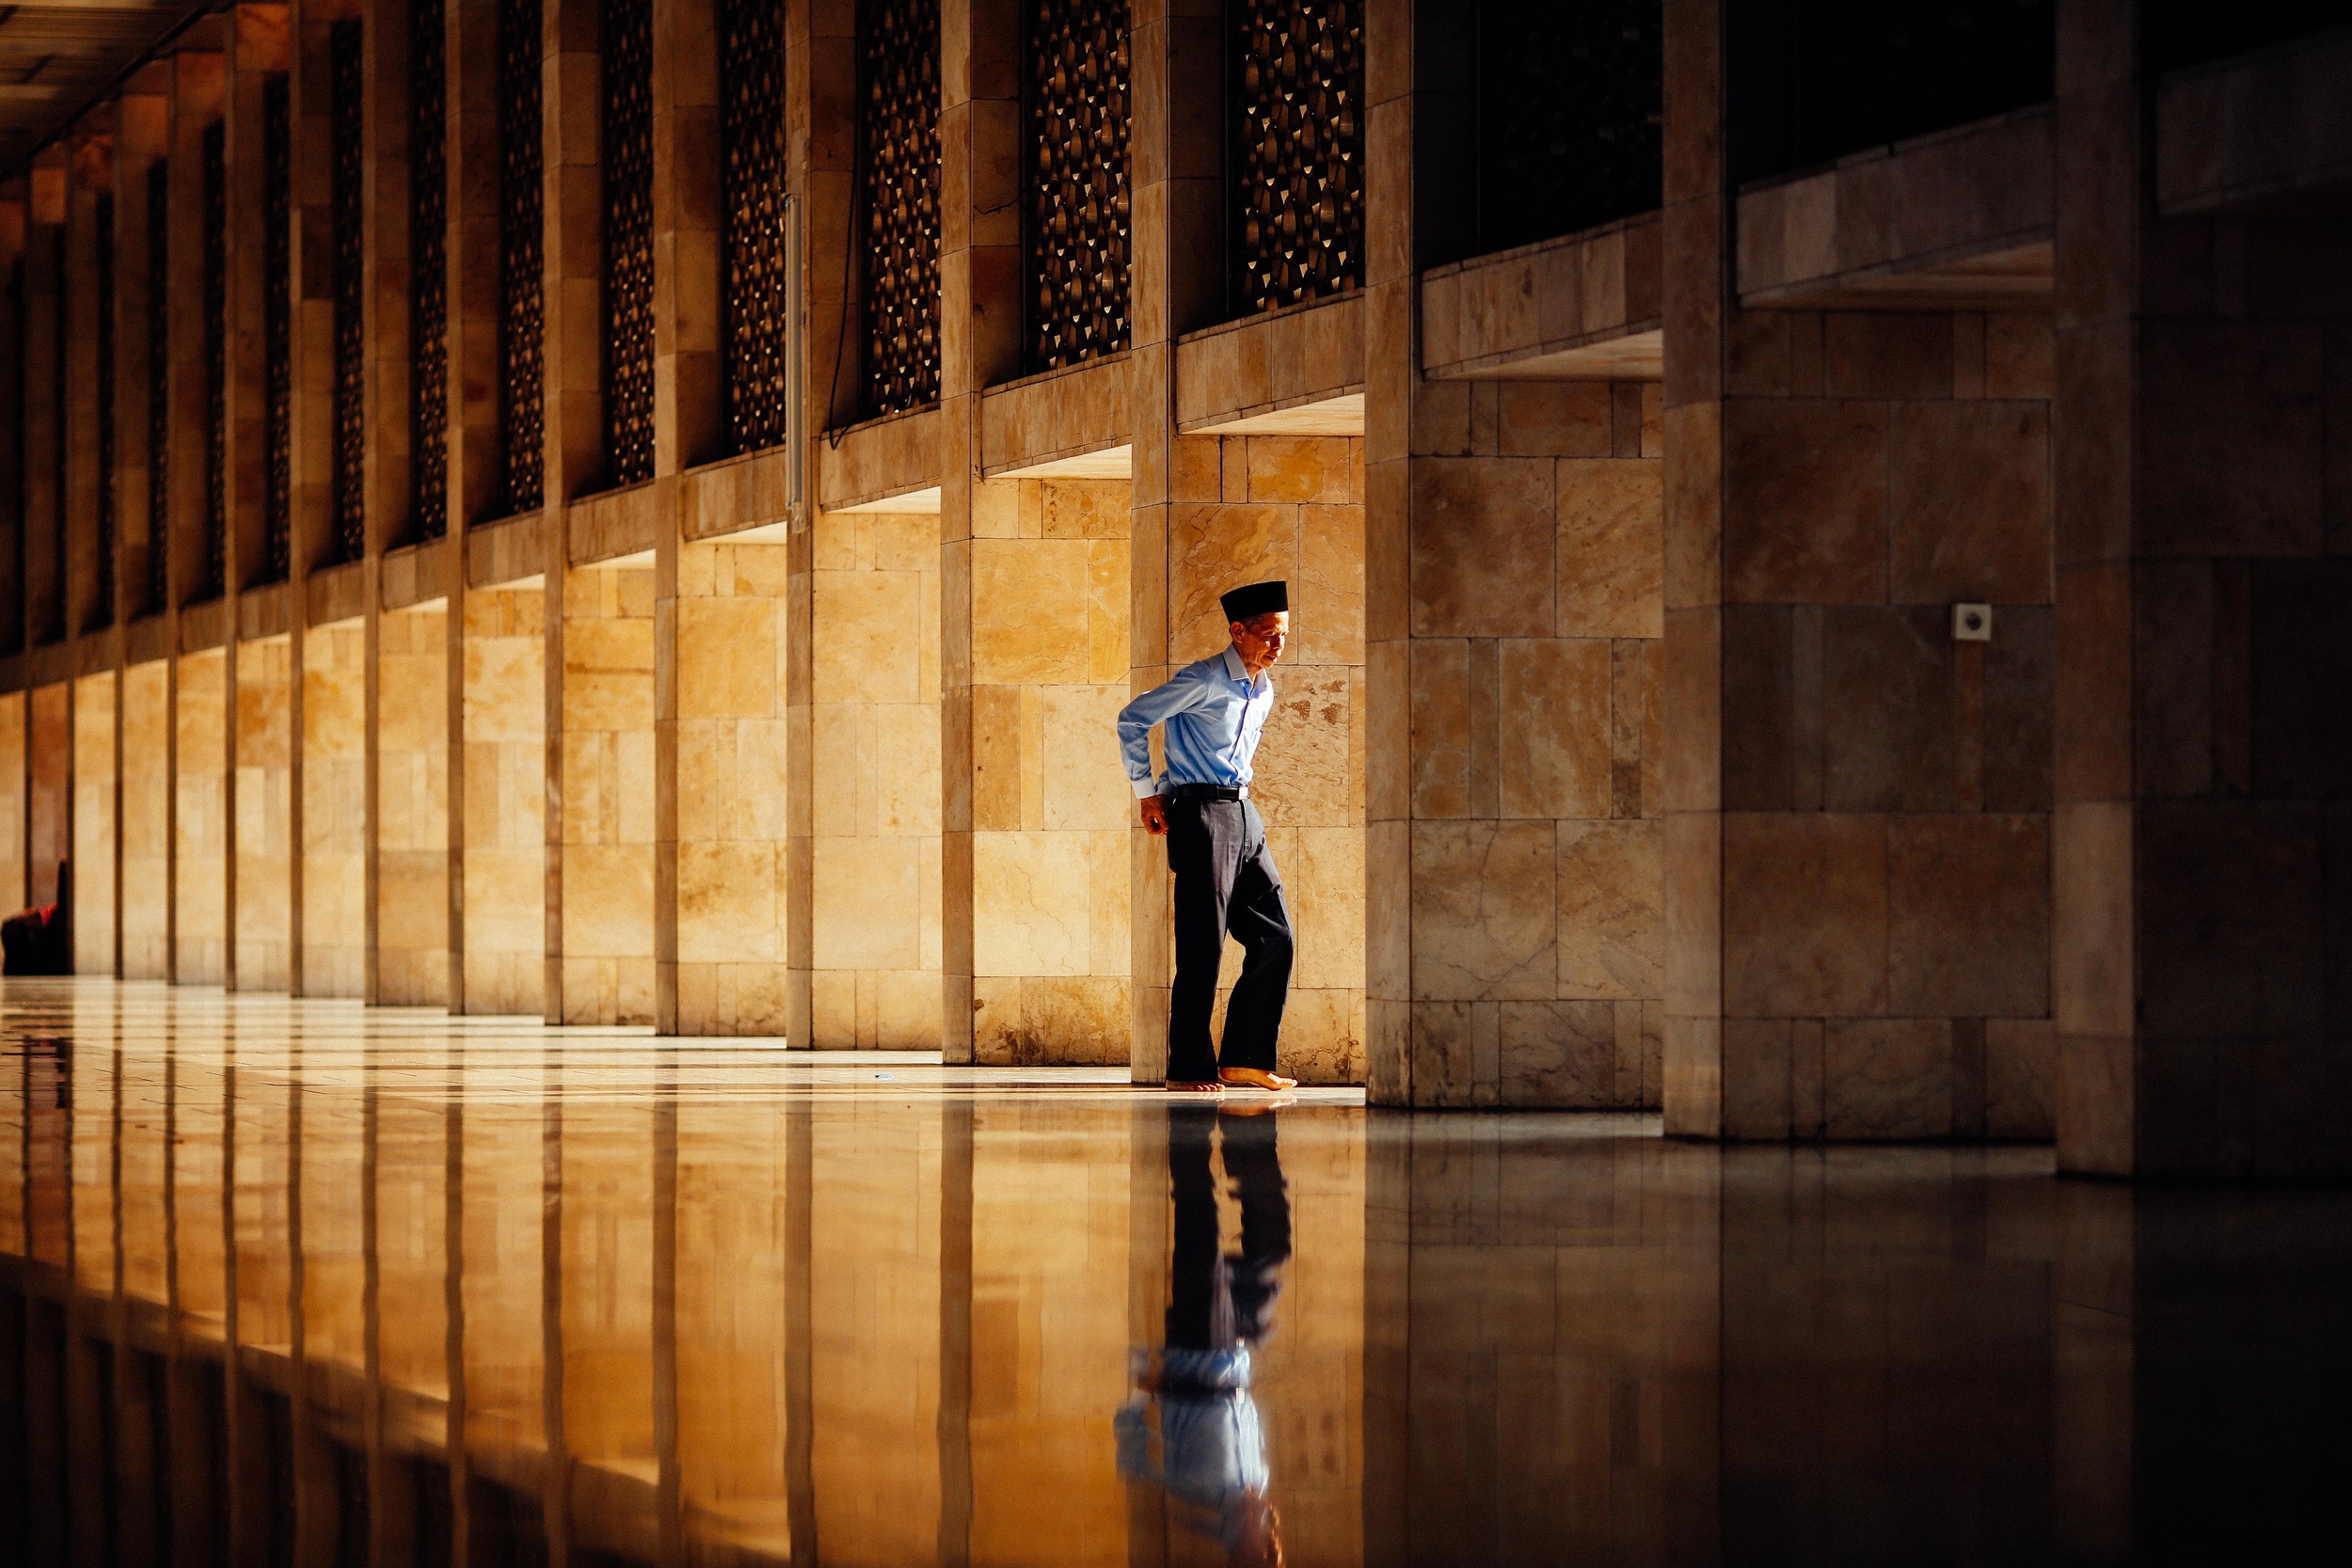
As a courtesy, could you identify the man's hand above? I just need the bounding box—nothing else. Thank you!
[1139,795,1169,836]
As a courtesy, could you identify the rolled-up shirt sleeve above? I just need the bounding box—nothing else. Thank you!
[1117,667,1206,799]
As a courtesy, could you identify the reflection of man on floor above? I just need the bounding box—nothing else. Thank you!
[1118,1104,1292,1567]
[1117,579,1299,1096]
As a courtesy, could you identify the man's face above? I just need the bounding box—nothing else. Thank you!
[1232,611,1289,670]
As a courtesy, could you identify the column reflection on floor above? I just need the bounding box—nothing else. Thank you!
[7,982,2352,1567]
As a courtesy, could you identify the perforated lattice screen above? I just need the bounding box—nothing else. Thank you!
[1026,0,1130,372]
[1477,0,1661,253]
[262,73,292,582]
[145,158,168,614]
[1231,0,1362,315]
[411,0,449,540]
[858,0,940,417]
[200,120,225,601]
[330,21,366,563]
[95,194,116,626]
[500,0,546,514]
[601,0,654,487]
[721,0,791,455]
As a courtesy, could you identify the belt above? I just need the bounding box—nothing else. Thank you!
[1165,782,1247,802]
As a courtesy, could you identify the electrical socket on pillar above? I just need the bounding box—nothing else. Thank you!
[1952,603,1992,641]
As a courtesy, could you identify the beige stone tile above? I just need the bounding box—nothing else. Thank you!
[1410,820,1556,1002]
[678,595,782,720]
[1498,383,1613,458]
[1169,503,1300,663]
[1498,638,1613,820]
[868,703,942,838]
[1723,812,1888,1019]
[1557,458,1664,640]
[1888,813,2050,1020]
[565,671,654,734]
[1824,1018,1953,1138]
[1409,639,1470,819]
[1041,479,1130,539]
[867,970,942,1049]
[1409,458,1556,638]
[1293,824,1366,994]
[1086,831,1132,982]
[1088,539,1131,685]
[562,845,655,960]
[1040,685,1133,832]
[678,841,782,965]
[975,830,1095,976]
[1985,1018,2055,1139]
[813,836,923,972]
[974,539,1095,684]
[1493,999,1621,1107]
[1556,819,1664,1002]
[1723,1019,1793,1138]
[1278,987,1364,1084]
[814,968,866,1048]
[1296,503,1364,667]
[1252,669,1353,829]
[1245,436,1352,503]
[815,570,925,705]
[860,512,937,571]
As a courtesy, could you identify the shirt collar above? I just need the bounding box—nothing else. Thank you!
[1221,644,1270,694]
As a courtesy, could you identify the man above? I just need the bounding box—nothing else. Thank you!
[1115,1101,1291,1566]
[1117,580,1299,1095]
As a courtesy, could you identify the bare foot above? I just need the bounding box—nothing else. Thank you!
[1217,1067,1298,1092]
[1166,1079,1227,1096]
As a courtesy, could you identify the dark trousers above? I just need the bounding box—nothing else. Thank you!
[1165,794,1293,1082]
[1165,1106,1292,1354]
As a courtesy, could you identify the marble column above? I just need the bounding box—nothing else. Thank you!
[1659,0,2058,1140]
[2050,0,2352,1177]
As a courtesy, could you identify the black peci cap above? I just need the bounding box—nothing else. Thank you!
[1219,579,1289,624]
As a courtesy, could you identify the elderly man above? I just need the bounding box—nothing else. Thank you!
[1118,580,1299,1095]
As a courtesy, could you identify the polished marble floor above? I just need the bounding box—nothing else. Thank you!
[2,980,2347,1567]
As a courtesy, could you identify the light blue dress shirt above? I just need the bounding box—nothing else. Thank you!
[1116,646,1274,800]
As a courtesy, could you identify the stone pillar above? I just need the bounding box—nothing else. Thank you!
[24,154,64,648]
[656,0,803,1036]
[174,646,229,983]
[1124,0,1220,1084]
[1363,5,1667,1106]
[2051,1,2352,1177]
[72,673,119,974]
[165,47,226,985]
[116,87,169,982]
[784,0,859,1049]
[1659,0,2058,1140]
[542,0,612,1023]
[0,184,21,662]
[233,631,294,989]
[63,135,104,641]
[935,0,1022,1063]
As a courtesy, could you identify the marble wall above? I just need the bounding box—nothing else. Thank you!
[28,683,67,908]
[173,651,227,985]
[1365,372,1667,1106]
[807,513,942,1048]
[302,622,367,997]
[119,662,170,978]
[967,479,1135,1066]
[561,564,656,1025]
[377,606,450,1006]
[234,635,292,992]
[71,673,116,974]
[462,585,546,1016]
[675,541,796,1035]
[1164,436,1368,1085]
[0,694,23,908]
